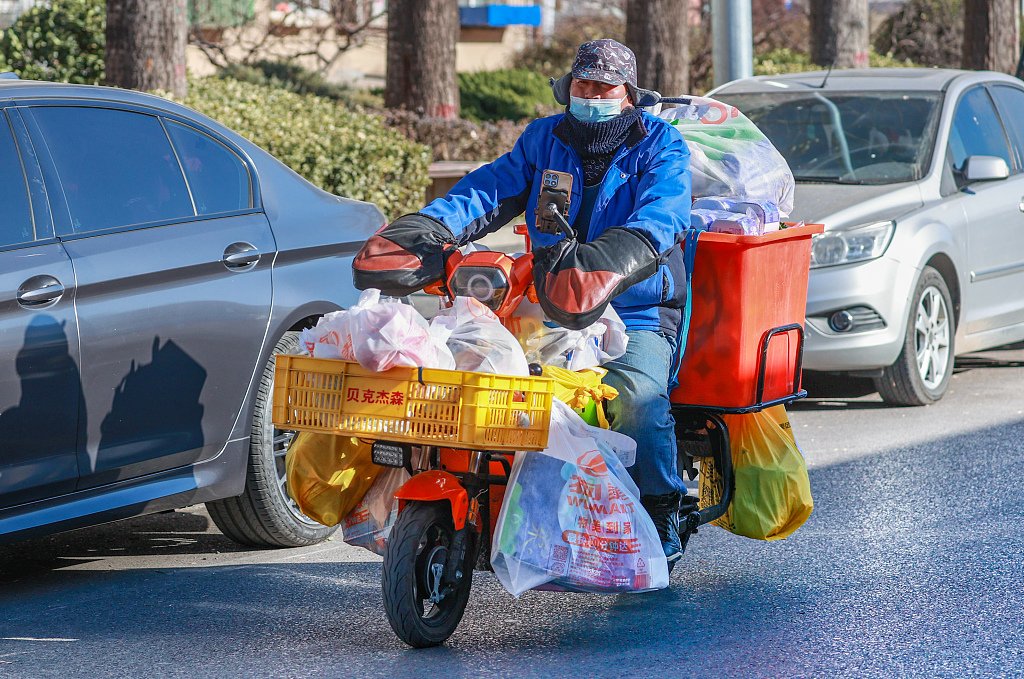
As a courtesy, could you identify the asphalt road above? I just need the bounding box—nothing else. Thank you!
[1,344,1022,678]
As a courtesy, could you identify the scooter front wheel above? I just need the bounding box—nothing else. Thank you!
[381,501,474,648]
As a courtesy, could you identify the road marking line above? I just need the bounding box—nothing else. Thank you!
[0,637,78,642]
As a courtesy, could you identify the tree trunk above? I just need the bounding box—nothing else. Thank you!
[809,0,869,68]
[625,0,690,97]
[105,0,188,98]
[385,0,459,119]
[962,0,1020,74]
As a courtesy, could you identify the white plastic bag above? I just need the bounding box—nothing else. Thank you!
[300,289,455,371]
[659,96,795,217]
[299,309,350,359]
[430,297,530,375]
[523,306,629,370]
[490,401,668,596]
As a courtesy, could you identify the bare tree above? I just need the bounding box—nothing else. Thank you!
[625,0,689,96]
[189,0,386,74]
[105,0,188,97]
[808,0,869,68]
[385,0,459,119]
[962,0,1020,73]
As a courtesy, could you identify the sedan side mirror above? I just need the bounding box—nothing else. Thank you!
[962,155,1010,182]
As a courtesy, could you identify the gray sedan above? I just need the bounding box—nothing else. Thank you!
[0,77,380,545]
[715,68,1024,405]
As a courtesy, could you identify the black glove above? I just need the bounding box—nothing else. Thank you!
[352,213,457,296]
[532,227,659,329]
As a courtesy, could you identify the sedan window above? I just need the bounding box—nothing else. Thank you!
[165,120,252,215]
[32,107,194,234]
[0,112,33,246]
[989,85,1024,172]
[947,87,1013,173]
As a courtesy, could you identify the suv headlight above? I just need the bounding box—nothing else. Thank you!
[810,221,895,269]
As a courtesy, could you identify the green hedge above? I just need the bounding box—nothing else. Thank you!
[753,48,916,77]
[458,68,557,122]
[174,77,430,219]
[0,0,105,84]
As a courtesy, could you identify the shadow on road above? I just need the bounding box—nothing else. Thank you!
[0,510,248,584]
[954,351,1024,371]
[796,340,1024,410]
[790,371,884,411]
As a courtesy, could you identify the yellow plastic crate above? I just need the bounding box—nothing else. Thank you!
[272,355,554,451]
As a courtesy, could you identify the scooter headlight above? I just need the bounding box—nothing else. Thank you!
[449,266,509,310]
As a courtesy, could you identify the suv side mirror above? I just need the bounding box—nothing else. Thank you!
[963,155,1010,182]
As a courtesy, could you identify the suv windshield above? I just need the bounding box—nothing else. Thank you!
[716,91,942,184]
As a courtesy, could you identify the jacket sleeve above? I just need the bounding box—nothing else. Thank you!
[419,120,538,244]
[622,123,692,256]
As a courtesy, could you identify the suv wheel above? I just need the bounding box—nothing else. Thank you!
[874,267,955,406]
[207,331,337,547]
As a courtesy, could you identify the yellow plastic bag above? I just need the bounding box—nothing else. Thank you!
[285,433,383,527]
[699,405,812,540]
[541,365,618,428]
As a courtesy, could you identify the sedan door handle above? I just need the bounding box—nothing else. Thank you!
[222,242,261,269]
[17,276,65,307]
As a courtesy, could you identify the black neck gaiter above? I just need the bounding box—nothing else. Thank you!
[561,106,644,186]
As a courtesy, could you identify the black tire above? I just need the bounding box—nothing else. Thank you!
[874,267,955,406]
[382,502,474,648]
[206,331,337,547]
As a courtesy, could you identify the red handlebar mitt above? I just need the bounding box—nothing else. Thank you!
[532,227,659,329]
[352,213,457,296]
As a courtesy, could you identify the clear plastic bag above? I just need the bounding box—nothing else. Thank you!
[690,208,762,236]
[523,306,628,370]
[659,96,795,217]
[491,402,668,596]
[341,448,428,556]
[691,196,781,235]
[341,465,404,556]
[299,288,455,371]
[430,297,530,375]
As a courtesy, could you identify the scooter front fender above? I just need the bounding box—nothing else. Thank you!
[394,470,470,530]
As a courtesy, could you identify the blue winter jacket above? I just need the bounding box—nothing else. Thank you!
[420,110,692,337]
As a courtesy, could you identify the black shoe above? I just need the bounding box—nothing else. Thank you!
[641,492,684,568]
[641,492,700,573]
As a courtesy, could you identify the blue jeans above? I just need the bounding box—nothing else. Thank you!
[602,330,686,497]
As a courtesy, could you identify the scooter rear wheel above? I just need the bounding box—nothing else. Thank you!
[381,501,474,648]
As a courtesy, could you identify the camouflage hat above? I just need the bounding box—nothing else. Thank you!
[571,39,637,87]
[549,39,662,108]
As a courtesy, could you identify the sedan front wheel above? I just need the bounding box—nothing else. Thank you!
[874,267,955,406]
[207,331,337,547]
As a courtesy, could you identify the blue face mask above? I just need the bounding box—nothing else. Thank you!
[569,95,627,123]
